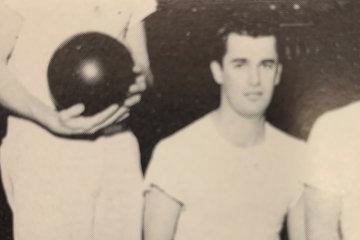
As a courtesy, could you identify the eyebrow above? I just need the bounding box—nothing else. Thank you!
[230,58,279,65]
[230,58,248,64]
[261,59,278,64]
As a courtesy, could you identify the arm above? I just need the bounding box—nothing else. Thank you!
[143,186,182,240]
[287,195,306,240]
[304,185,342,240]
[0,8,41,120]
[304,113,345,240]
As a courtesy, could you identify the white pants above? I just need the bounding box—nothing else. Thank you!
[1,118,143,240]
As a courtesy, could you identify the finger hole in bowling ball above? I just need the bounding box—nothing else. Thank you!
[48,31,135,116]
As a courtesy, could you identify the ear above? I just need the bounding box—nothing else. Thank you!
[274,63,283,85]
[210,61,224,85]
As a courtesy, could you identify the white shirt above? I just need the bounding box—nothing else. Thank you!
[0,0,156,206]
[145,113,305,240]
[307,101,360,240]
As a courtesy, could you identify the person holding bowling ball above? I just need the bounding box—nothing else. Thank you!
[0,4,141,137]
[0,0,157,240]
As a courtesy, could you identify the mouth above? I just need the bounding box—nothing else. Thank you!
[244,91,263,101]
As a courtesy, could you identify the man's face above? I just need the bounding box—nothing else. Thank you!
[211,33,282,118]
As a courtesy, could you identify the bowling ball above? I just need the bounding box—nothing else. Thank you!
[48,32,135,116]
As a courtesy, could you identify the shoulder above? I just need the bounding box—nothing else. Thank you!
[266,124,307,176]
[267,123,306,151]
[155,114,213,152]
[321,101,360,124]
[150,114,214,169]
[310,101,360,140]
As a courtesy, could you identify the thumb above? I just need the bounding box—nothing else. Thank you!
[59,103,85,119]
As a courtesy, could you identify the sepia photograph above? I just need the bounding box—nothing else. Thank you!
[0,0,358,239]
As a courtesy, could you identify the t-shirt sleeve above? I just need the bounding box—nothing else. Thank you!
[306,113,349,196]
[289,144,307,209]
[144,140,187,204]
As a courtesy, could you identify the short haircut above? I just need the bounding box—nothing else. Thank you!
[210,9,284,64]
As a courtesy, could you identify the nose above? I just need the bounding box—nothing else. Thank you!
[248,66,260,86]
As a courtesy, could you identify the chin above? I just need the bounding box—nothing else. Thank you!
[228,99,268,119]
[236,109,266,119]
[239,104,267,118]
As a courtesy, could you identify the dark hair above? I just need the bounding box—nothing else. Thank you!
[210,9,284,64]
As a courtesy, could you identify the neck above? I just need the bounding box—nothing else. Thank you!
[212,102,266,148]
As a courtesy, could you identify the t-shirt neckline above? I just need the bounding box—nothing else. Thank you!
[205,111,271,152]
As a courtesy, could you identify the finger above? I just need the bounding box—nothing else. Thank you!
[135,74,146,84]
[82,104,120,127]
[67,104,119,131]
[91,108,130,133]
[128,84,139,93]
[145,72,154,87]
[136,77,147,91]
[128,83,145,93]
[115,111,130,123]
[59,103,85,120]
[124,94,141,108]
[102,123,126,136]
[132,65,142,74]
[128,76,146,93]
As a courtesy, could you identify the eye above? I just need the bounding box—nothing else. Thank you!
[232,60,247,68]
[234,62,246,68]
[261,61,277,69]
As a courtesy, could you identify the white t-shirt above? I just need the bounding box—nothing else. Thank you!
[307,101,360,240]
[145,113,305,240]
[0,0,156,211]
[0,2,156,239]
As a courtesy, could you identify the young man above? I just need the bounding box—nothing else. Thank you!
[143,16,305,240]
[305,102,360,240]
[0,0,156,240]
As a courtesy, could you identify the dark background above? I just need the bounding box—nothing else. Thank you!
[1,0,360,239]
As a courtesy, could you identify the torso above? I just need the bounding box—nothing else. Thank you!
[1,0,141,172]
[147,113,305,240]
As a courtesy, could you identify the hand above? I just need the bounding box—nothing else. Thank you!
[43,102,129,136]
[43,95,142,136]
[132,65,154,88]
[99,67,149,135]
[42,65,148,136]
[42,71,146,136]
